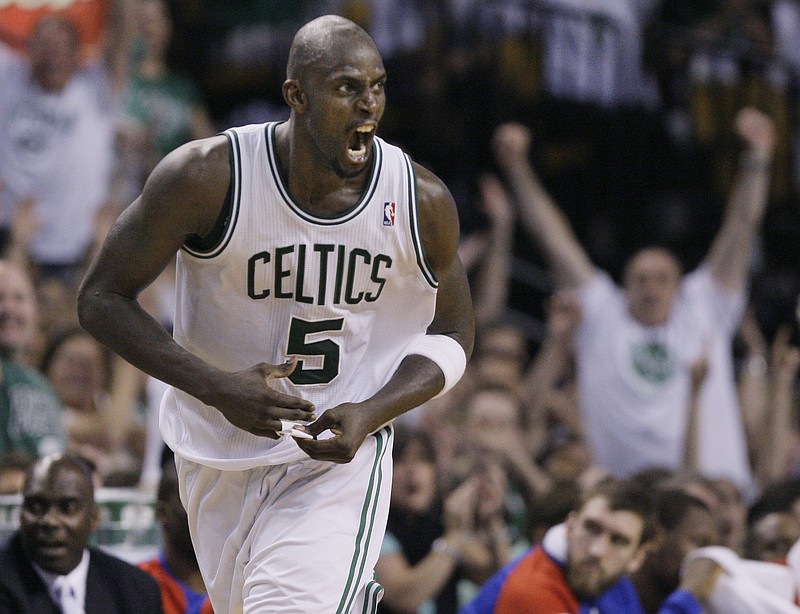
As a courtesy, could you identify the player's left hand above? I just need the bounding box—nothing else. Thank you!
[294,403,372,463]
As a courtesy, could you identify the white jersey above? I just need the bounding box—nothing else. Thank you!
[160,122,438,469]
[576,267,754,495]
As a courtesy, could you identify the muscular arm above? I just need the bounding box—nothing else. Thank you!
[299,163,475,462]
[492,123,595,289]
[78,136,314,438]
[704,107,775,292]
[417,163,475,355]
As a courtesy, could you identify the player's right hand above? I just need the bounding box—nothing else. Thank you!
[210,358,316,438]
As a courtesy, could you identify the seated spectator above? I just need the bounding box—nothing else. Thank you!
[0,260,65,459]
[663,470,747,552]
[139,451,212,614]
[634,479,800,612]
[535,431,595,487]
[461,386,554,542]
[462,477,769,614]
[40,327,146,485]
[712,477,748,553]
[753,478,800,525]
[376,427,511,614]
[459,477,663,613]
[745,494,800,564]
[0,453,163,612]
[34,276,80,358]
[746,510,800,566]
[632,489,721,613]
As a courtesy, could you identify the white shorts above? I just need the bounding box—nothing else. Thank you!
[175,426,393,614]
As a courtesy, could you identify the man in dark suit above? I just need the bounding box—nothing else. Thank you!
[0,453,163,613]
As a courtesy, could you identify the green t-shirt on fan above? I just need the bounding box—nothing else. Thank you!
[0,357,65,458]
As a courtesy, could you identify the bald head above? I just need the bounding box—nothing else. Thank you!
[24,454,95,495]
[280,15,386,178]
[287,15,377,81]
[20,454,98,575]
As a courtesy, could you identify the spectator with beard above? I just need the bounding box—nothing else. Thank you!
[459,477,661,613]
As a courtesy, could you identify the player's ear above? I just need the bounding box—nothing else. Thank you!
[283,79,307,112]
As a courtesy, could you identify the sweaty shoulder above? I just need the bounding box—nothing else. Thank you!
[413,161,460,278]
[144,134,231,238]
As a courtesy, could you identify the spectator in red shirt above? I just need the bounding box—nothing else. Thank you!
[460,477,662,613]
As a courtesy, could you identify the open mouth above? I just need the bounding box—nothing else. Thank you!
[347,124,375,163]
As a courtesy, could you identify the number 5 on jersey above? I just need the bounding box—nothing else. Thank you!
[287,317,345,385]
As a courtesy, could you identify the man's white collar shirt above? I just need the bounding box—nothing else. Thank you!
[33,548,90,613]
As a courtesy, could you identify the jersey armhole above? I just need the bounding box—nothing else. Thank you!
[403,154,438,289]
[183,131,239,258]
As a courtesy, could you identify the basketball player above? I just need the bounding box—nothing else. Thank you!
[77,14,474,614]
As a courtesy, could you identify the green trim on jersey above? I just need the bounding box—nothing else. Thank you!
[182,130,243,258]
[404,154,438,289]
[361,579,384,614]
[266,123,383,226]
[337,425,392,613]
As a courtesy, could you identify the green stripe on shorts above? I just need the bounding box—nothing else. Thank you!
[337,426,392,613]
[361,579,384,614]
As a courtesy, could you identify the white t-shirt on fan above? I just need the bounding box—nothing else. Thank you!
[575,267,753,495]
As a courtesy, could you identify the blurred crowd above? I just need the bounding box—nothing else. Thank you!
[3,0,800,612]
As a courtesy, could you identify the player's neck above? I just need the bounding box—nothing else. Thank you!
[274,123,372,216]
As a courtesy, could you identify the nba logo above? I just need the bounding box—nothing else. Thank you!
[383,202,395,226]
